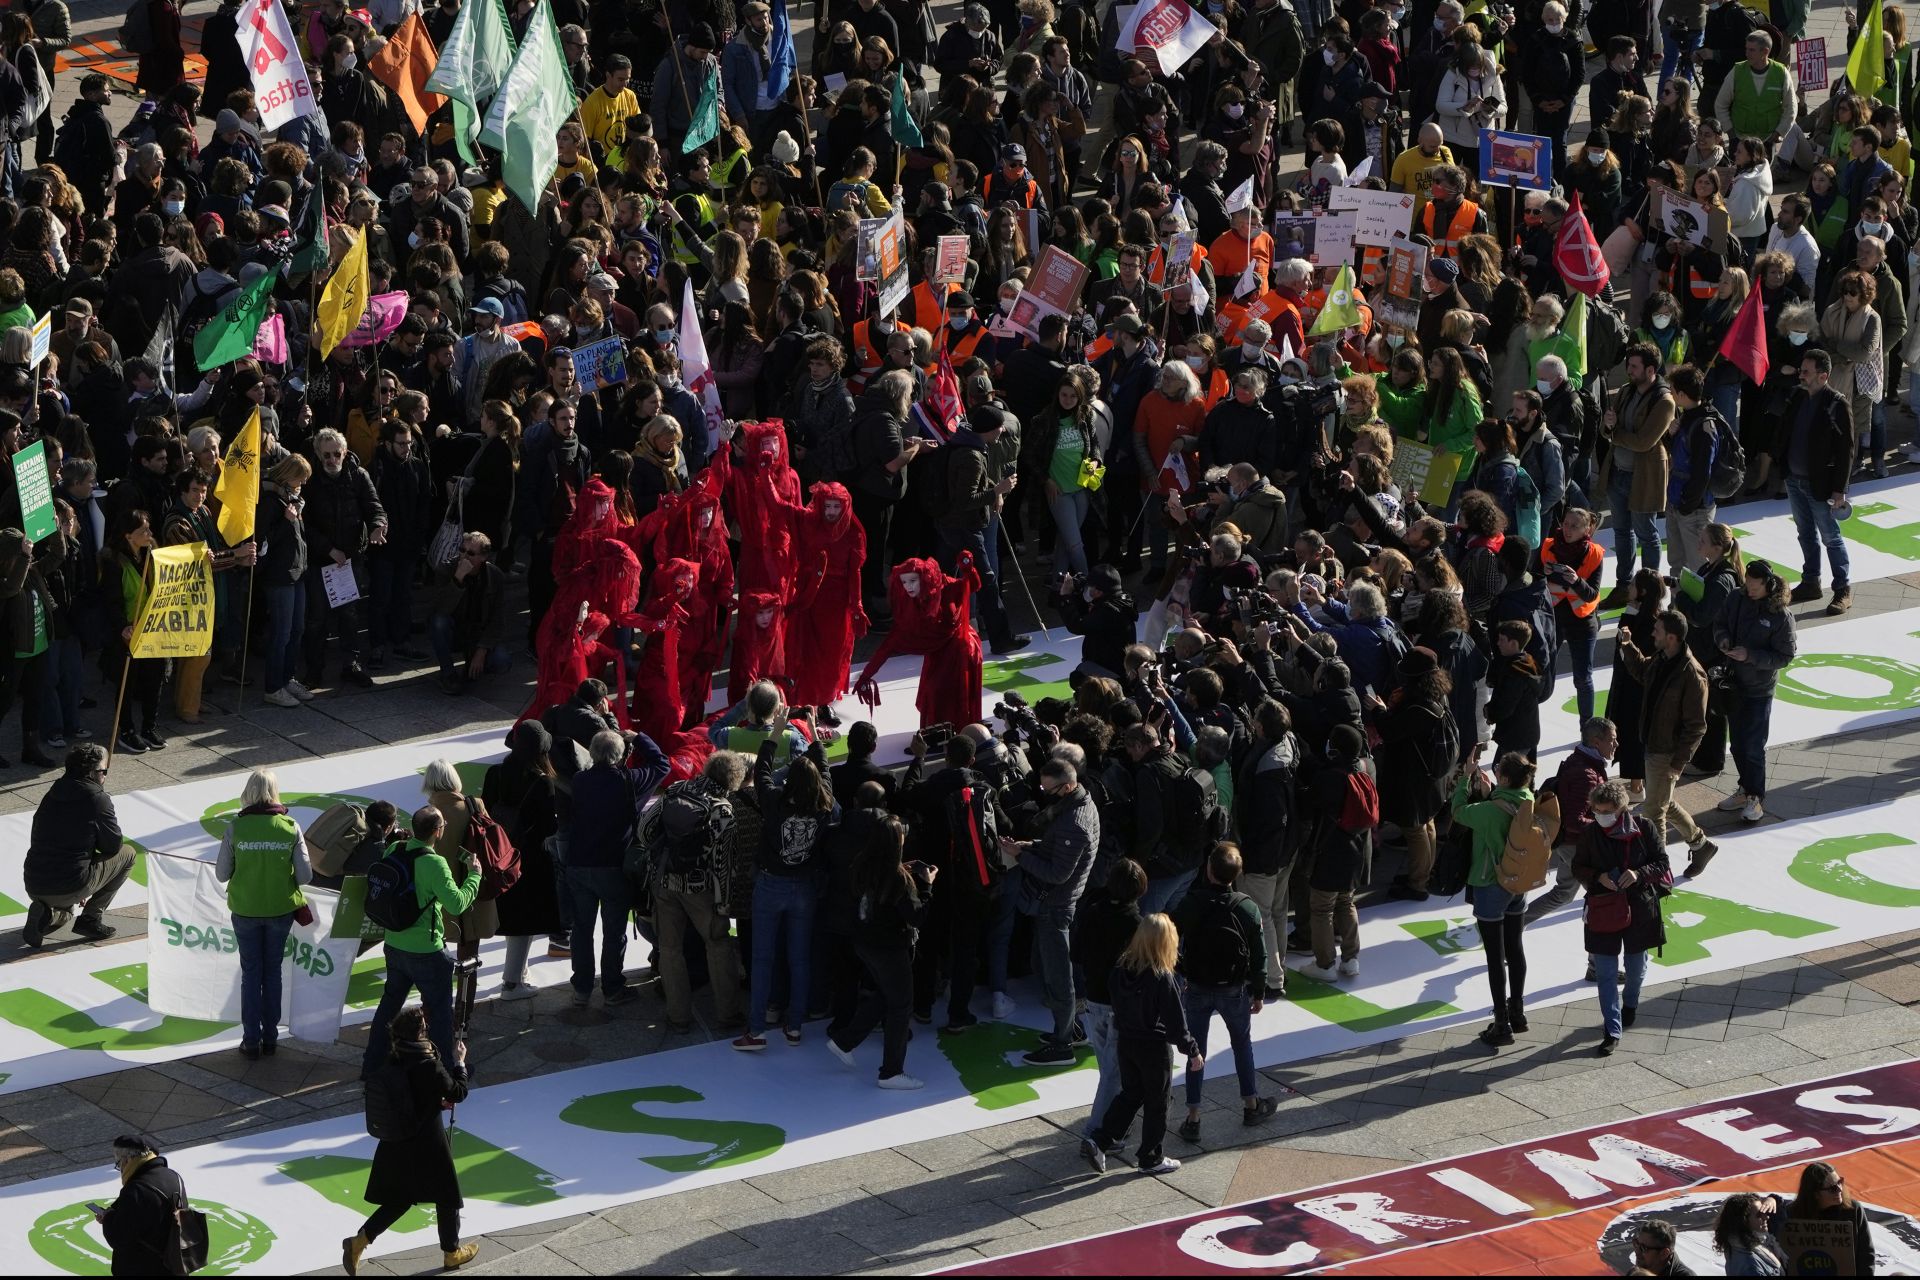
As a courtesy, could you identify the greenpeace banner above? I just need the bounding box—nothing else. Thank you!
[240,0,316,130]
[146,856,362,1042]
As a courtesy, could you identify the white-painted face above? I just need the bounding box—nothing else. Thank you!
[755,607,777,628]
[698,506,715,528]
[591,495,611,522]
[822,499,844,522]
[901,572,923,597]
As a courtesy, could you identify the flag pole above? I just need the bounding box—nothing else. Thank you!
[657,6,703,149]
[235,563,255,713]
[106,654,130,767]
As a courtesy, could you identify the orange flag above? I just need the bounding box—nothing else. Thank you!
[367,13,447,135]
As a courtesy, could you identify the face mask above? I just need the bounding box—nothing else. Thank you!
[1225,102,1245,120]
[1385,332,1405,347]
[1241,343,1263,360]
[950,315,969,331]
[654,327,676,344]
[162,199,184,216]
[1185,354,1206,371]
[407,231,421,249]
[1433,17,1446,29]
[999,297,1016,313]
[1653,314,1673,330]
[1862,220,1887,235]
[1536,377,1554,396]
[1789,330,1810,346]
[1545,20,1562,31]
[340,52,357,72]
[1595,809,1624,830]
[1322,48,1336,65]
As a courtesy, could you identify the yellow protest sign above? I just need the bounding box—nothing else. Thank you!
[129,543,214,659]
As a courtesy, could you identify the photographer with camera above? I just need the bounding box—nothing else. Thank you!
[1056,564,1137,679]
[900,731,1009,1033]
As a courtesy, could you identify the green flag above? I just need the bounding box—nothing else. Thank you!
[1849,0,1886,104]
[481,3,578,212]
[286,192,327,278]
[682,63,719,155]
[425,0,515,165]
[193,271,277,372]
[889,76,922,149]
[1307,264,1361,337]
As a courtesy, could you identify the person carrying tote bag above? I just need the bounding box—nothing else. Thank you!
[1572,778,1672,1058]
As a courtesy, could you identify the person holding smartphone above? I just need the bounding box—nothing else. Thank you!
[95,1134,192,1276]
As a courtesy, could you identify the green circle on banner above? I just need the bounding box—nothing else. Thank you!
[1775,654,1920,713]
[199,792,378,840]
[31,1198,275,1275]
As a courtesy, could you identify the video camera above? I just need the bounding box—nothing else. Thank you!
[992,691,1045,741]
[920,722,956,753]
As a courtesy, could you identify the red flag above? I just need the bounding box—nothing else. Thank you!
[1718,285,1770,386]
[917,342,962,439]
[1553,192,1610,297]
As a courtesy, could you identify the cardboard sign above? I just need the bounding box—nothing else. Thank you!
[1796,36,1829,91]
[11,439,53,542]
[933,235,969,285]
[1326,186,1417,246]
[1778,1217,1857,1276]
[1273,213,1317,261]
[1162,232,1195,284]
[1477,128,1554,191]
[1652,187,1730,253]
[1377,242,1427,331]
[1388,437,1464,506]
[875,208,909,317]
[1312,209,1358,266]
[571,336,629,394]
[1006,245,1089,340]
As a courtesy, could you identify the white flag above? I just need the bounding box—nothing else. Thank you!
[1225,176,1255,214]
[677,278,728,453]
[1347,156,1375,186]
[1187,268,1206,312]
[1237,259,1258,299]
[241,0,317,130]
[1279,334,1297,366]
[1116,0,1219,76]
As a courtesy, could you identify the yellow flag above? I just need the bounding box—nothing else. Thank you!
[214,408,261,546]
[1850,0,1886,105]
[130,543,214,659]
[317,227,370,359]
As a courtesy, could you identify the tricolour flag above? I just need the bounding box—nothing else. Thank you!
[426,0,515,166]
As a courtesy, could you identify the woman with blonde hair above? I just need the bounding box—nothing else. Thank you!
[633,414,686,515]
[1081,911,1202,1176]
[216,768,311,1059]
[422,758,496,967]
[1823,268,1885,472]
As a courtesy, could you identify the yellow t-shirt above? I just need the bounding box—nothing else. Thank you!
[1390,145,1456,217]
[470,184,507,229]
[580,86,641,154]
[554,154,599,188]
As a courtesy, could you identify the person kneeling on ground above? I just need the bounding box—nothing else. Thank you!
[429,531,510,696]
[21,743,137,947]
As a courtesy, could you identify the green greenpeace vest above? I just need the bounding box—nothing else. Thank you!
[1729,62,1788,140]
[226,811,305,918]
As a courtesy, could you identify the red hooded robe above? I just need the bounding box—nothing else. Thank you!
[637,451,736,722]
[518,537,644,727]
[786,482,868,708]
[854,555,983,729]
[724,419,801,598]
[630,557,699,744]
[728,590,789,703]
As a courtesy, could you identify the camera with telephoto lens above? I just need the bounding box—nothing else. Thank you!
[992,691,1044,740]
[1227,585,1281,625]
[919,722,956,753]
[1068,313,1098,344]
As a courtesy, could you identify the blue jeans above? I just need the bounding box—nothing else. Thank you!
[1730,693,1773,800]
[1082,1000,1121,1140]
[232,912,295,1048]
[1139,867,1197,916]
[1560,611,1598,722]
[569,864,634,996]
[263,581,306,693]
[361,944,458,1075]
[749,873,820,1034]
[1593,949,1649,1038]
[1785,475,1851,586]
[1028,901,1076,1045]
[367,553,415,651]
[1870,402,1888,463]
[1182,984,1259,1107]
[1607,467,1661,581]
[428,614,514,677]
[1050,487,1090,577]
[38,633,83,737]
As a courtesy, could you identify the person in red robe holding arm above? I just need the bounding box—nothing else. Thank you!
[853,554,984,730]
[636,450,735,726]
[724,420,802,597]
[785,482,867,725]
[629,557,699,744]
[517,538,644,728]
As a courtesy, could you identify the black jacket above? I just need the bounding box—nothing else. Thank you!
[302,457,386,562]
[366,1040,469,1206]
[1070,890,1141,1005]
[103,1154,189,1276]
[370,445,432,554]
[256,483,308,585]
[1771,385,1854,499]
[1235,732,1300,876]
[1058,589,1136,676]
[1108,963,1197,1053]
[1200,397,1279,476]
[937,425,999,532]
[24,772,122,898]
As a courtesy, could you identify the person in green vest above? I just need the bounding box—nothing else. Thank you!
[1808,162,1853,251]
[215,768,312,1060]
[1712,32,1797,144]
[709,678,812,767]
[359,804,483,1079]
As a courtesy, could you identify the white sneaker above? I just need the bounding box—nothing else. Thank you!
[1338,956,1361,979]
[1716,791,1750,812]
[1298,962,1342,983]
[264,688,300,708]
[285,679,315,702]
[1140,1156,1182,1175]
[498,982,537,1002]
[877,1073,924,1090]
[1741,797,1766,823]
[991,991,1015,1020]
[827,1039,856,1069]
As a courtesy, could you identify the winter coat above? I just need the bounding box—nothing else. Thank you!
[1602,379,1675,515]
[1107,963,1198,1053]
[1058,589,1136,676]
[1714,590,1798,697]
[1677,555,1739,669]
[1015,783,1098,912]
[1234,732,1300,875]
[256,483,308,585]
[1616,639,1708,769]
[302,458,386,562]
[1070,891,1141,1005]
[365,1039,469,1207]
[1222,481,1288,557]
[1769,385,1854,498]
[23,772,122,900]
[1552,744,1611,847]
[102,1153,189,1276]
[1572,814,1670,956]
[1307,758,1374,892]
[1371,693,1453,827]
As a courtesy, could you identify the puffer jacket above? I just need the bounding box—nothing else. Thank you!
[301,456,386,562]
[1016,783,1098,911]
[1223,481,1288,557]
[1713,589,1798,696]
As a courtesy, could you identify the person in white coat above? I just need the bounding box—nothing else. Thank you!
[1726,136,1775,257]
[1436,45,1505,177]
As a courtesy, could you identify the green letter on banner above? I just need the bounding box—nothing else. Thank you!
[935,1020,1094,1110]
[1774,656,1920,714]
[31,1198,274,1275]
[559,1085,785,1170]
[279,1131,564,1231]
[1654,889,1837,964]
[1789,834,1920,906]
[0,963,231,1050]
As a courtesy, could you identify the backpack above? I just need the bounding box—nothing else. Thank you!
[52,108,95,182]
[1163,764,1226,862]
[1430,821,1475,897]
[119,0,152,54]
[307,801,369,878]
[1512,466,1541,550]
[1182,891,1253,987]
[463,798,520,900]
[171,1201,209,1275]
[947,781,1001,890]
[363,1060,427,1140]
[1335,770,1380,834]
[362,845,430,932]
[653,780,729,880]
[1495,791,1563,895]
[1706,409,1747,500]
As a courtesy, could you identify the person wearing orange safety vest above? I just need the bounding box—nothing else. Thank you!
[847,313,904,393]
[910,277,960,332]
[1539,507,1607,723]
[1654,237,1723,326]
[979,143,1043,210]
[939,290,991,366]
[1207,207,1274,295]
[1418,165,1489,258]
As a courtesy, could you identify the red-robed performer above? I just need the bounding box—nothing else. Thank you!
[853,554,984,729]
[728,590,788,703]
[517,537,643,727]
[636,448,735,725]
[785,482,867,722]
[725,419,801,596]
[629,557,699,744]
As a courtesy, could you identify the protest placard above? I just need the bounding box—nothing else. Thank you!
[1006,246,1090,339]
[1478,128,1554,191]
[572,336,628,393]
[11,439,53,542]
[129,544,213,659]
[1326,186,1416,246]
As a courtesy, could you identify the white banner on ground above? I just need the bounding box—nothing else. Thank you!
[7,783,1920,1272]
[146,858,361,1043]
